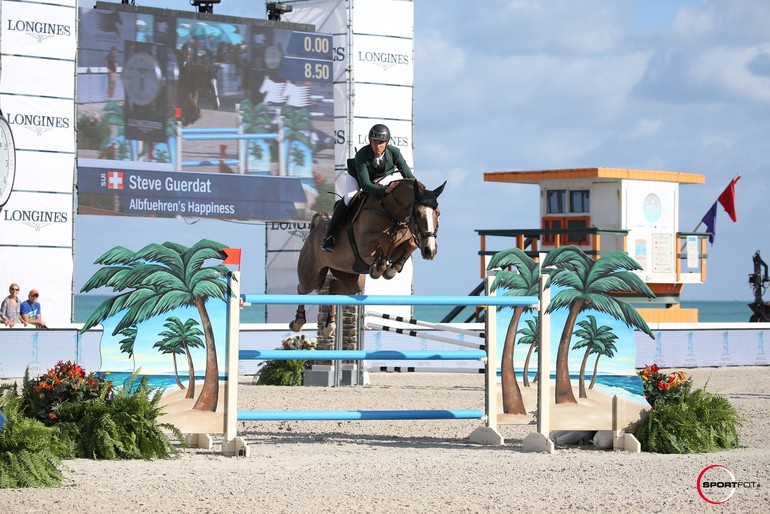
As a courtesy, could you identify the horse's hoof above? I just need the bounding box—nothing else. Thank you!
[321,324,336,338]
[289,320,304,332]
[369,267,383,280]
[383,269,397,280]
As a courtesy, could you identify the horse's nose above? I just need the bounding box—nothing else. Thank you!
[421,239,437,260]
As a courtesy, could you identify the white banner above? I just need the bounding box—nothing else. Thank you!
[0,191,73,247]
[1,2,77,60]
[3,96,75,153]
[0,0,77,326]
[354,0,414,38]
[12,151,74,193]
[349,83,413,119]
[352,34,413,85]
[352,117,413,167]
[0,56,75,99]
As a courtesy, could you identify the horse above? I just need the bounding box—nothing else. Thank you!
[178,63,220,126]
[289,178,446,334]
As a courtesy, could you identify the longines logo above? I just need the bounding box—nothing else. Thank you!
[358,50,409,71]
[268,221,310,242]
[3,209,68,231]
[6,19,72,43]
[357,135,409,148]
[6,113,71,136]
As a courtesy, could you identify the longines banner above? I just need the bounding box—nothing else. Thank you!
[282,0,415,312]
[287,0,415,171]
[0,0,76,326]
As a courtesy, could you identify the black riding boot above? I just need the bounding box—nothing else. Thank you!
[321,201,347,252]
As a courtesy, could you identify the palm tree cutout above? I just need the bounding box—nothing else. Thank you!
[240,100,273,165]
[79,239,234,411]
[588,335,617,391]
[156,317,205,399]
[542,245,655,405]
[516,317,540,387]
[117,326,137,371]
[281,105,313,174]
[488,248,540,415]
[571,315,618,399]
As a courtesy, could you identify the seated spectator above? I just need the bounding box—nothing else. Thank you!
[0,283,26,327]
[20,289,47,329]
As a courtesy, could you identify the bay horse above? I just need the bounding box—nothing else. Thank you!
[289,178,446,334]
[178,63,220,126]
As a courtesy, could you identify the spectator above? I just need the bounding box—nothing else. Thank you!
[0,283,26,327]
[104,46,119,99]
[20,289,47,329]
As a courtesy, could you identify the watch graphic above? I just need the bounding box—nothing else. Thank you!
[0,110,16,212]
[122,52,163,106]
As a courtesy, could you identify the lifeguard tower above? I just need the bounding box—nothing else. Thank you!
[478,168,710,323]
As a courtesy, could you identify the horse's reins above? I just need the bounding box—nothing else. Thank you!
[364,180,437,247]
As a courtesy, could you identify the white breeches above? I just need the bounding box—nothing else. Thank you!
[342,172,402,206]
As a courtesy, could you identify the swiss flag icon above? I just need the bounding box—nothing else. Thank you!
[107,171,124,190]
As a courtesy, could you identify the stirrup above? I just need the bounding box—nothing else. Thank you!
[321,236,335,252]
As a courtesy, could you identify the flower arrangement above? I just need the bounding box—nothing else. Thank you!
[635,363,741,453]
[22,360,114,424]
[281,334,318,350]
[638,363,692,407]
[254,335,317,386]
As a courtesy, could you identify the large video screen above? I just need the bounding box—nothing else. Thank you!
[76,3,335,221]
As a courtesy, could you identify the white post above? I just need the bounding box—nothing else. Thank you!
[469,276,505,445]
[523,268,555,452]
[222,271,250,456]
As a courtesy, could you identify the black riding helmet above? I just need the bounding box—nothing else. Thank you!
[368,124,391,142]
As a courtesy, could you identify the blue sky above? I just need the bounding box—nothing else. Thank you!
[77,1,770,302]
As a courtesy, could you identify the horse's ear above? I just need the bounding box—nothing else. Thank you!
[433,181,447,197]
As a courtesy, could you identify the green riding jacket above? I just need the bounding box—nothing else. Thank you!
[350,145,414,196]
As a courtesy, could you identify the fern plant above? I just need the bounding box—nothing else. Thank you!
[635,387,742,454]
[253,335,316,386]
[254,358,308,386]
[0,393,65,488]
[54,374,184,460]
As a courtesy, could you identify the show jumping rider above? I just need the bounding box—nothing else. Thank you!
[321,124,415,252]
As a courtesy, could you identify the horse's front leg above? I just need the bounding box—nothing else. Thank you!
[320,304,336,337]
[384,241,417,279]
[369,250,387,279]
[289,304,306,332]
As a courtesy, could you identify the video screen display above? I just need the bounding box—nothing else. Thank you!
[76,4,335,221]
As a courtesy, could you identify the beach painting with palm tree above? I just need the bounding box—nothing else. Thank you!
[489,246,653,431]
[79,239,236,434]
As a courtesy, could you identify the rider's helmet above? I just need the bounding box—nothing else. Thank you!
[368,124,391,142]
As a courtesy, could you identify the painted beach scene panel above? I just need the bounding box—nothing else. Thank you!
[489,246,652,431]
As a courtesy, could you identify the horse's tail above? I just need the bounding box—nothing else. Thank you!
[310,211,330,231]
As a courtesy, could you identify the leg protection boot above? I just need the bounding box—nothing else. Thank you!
[321,200,347,252]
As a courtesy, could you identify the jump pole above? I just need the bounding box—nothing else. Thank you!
[364,321,484,350]
[365,310,484,338]
[226,290,539,454]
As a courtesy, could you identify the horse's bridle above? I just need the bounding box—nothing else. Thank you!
[366,180,437,247]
